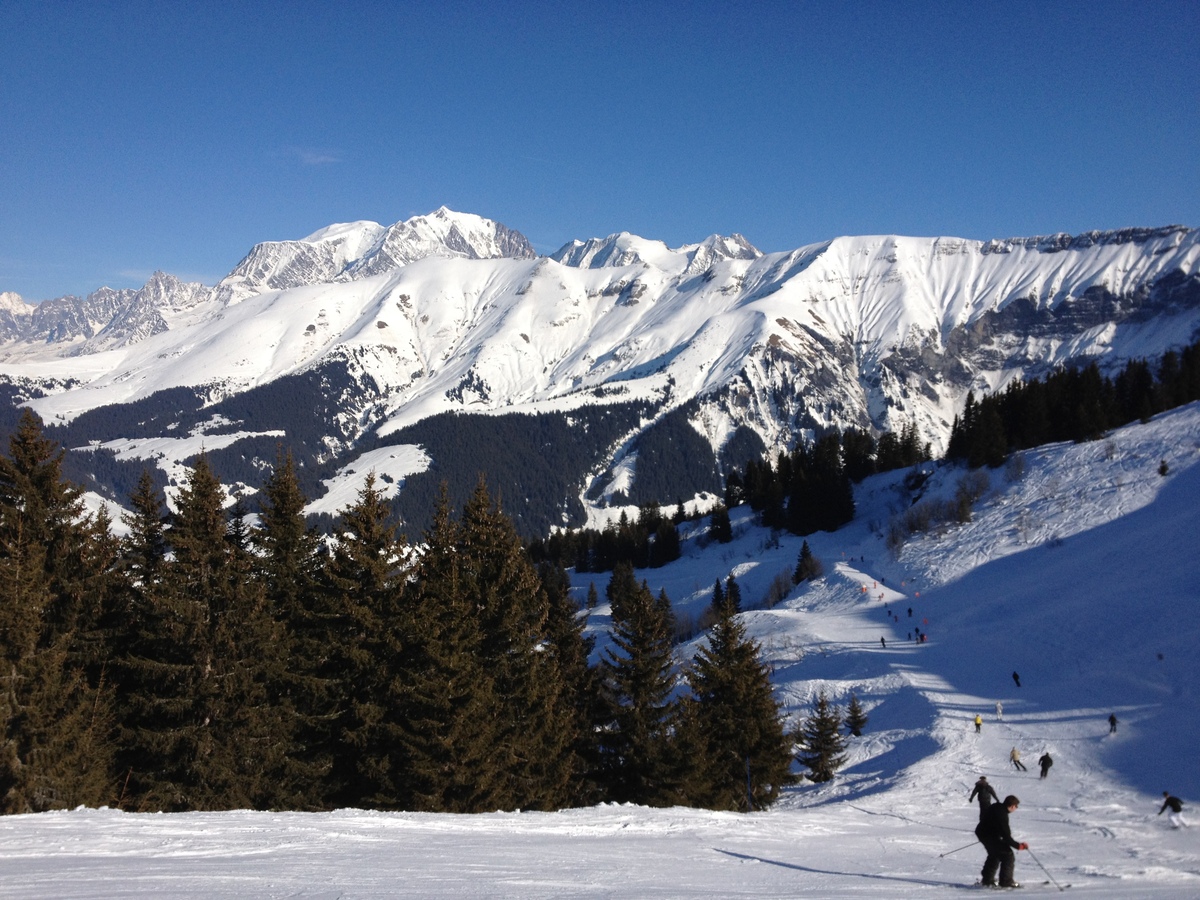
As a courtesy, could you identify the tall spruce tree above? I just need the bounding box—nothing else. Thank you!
[254,449,337,809]
[396,486,503,812]
[710,504,733,543]
[845,693,869,737]
[321,473,408,808]
[599,561,681,805]
[795,691,848,782]
[111,470,181,809]
[0,411,115,812]
[724,574,742,614]
[794,540,822,584]
[685,581,793,810]
[158,454,282,810]
[537,560,602,806]
[456,480,578,810]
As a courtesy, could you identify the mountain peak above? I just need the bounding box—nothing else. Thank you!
[217,209,535,303]
[300,220,387,247]
[0,291,32,315]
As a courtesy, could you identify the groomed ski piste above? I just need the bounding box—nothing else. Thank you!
[2,404,1198,898]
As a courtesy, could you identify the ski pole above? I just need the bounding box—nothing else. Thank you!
[938,839,979,858]
[1024,846,1065,891]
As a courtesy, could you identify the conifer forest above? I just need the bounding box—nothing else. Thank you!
[1,341,1197,817]
[0,411,796,815]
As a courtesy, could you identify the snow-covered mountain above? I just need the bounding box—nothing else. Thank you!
[0,211,1196,529]
[214,207,537,305]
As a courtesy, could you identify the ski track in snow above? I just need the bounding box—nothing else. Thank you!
[2,405,1200,897]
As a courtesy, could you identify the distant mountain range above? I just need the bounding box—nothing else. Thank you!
[1,209,1197,535]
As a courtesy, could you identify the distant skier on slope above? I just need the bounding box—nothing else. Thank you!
[1010,747,1027,771]
[969,776,999,819]
[1109,713,1118,733]
[996,701,1003,719]
[974,714,983,734]
[1012,671,1021,688]
[975,794,1028,888]
[1038,752,1053,779]
[1159,792,1189,828]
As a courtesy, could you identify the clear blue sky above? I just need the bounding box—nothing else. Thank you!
[2,0,1197,301]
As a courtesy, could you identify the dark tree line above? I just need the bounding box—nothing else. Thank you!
[724,423,930,536]
[946,341,1200,468]
[380,402,652,538]
[528,503,683,574]
[0,411,794,815]
[624,405,723,507]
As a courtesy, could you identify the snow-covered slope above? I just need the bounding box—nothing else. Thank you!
[2,403,1197,898]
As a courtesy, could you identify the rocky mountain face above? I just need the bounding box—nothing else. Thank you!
[0,212,1196,534]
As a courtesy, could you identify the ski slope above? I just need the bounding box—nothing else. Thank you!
[1,405,1198,898]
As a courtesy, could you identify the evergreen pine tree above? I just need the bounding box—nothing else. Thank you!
[153,454,282,810]
[723,469,745,508]
[685,581,793,810]
[254,448,337,809]
[0,410,90,637]
[537,561,601,806]
[840,428,877,482]
[598,562,681,805]
[724,574,742,614]
[321,472,408,809]
[457,479,577,810]
[795,691,847,782]
[710,577,725,613]
[0,411,115,812]
[845,693,869,737]
[396,486,503,812]
[648,518,681,567]
[710,503,733,543]
[968,403,1008,468]
[111,470,183,809]
[794,540,823,584]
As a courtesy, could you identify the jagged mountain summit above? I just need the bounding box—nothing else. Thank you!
[0,211,1197,535]
[215,207,537,304]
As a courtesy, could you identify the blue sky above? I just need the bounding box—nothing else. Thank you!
[2,0,1197,301]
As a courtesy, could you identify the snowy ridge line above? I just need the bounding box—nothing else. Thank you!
[1,212,1197,547]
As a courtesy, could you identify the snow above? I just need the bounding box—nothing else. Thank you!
[2,403,1199,896]
[83,428,285,505]
[300,221,388,248]
[303,444,431,519]
[13,221,1196,474]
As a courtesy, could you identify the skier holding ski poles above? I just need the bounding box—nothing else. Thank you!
[975,795,1027,888]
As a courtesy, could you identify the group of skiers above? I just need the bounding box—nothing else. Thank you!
[966,777,1189,886]
[1007,747,1052,779]
[962,700,1187,887]
[879,600,930,647]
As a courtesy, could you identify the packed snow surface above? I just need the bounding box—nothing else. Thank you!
[2,405,1198,898]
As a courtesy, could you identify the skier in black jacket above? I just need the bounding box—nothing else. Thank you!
[1038,752,1053,779]
[974,794,1027,888]
[968,776,999,819]
[1159,792,1189,828]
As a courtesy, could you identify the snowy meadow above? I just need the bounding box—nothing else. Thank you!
[2,405,1199,898]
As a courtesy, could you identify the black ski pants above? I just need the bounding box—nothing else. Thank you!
[980,839,1015,887]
